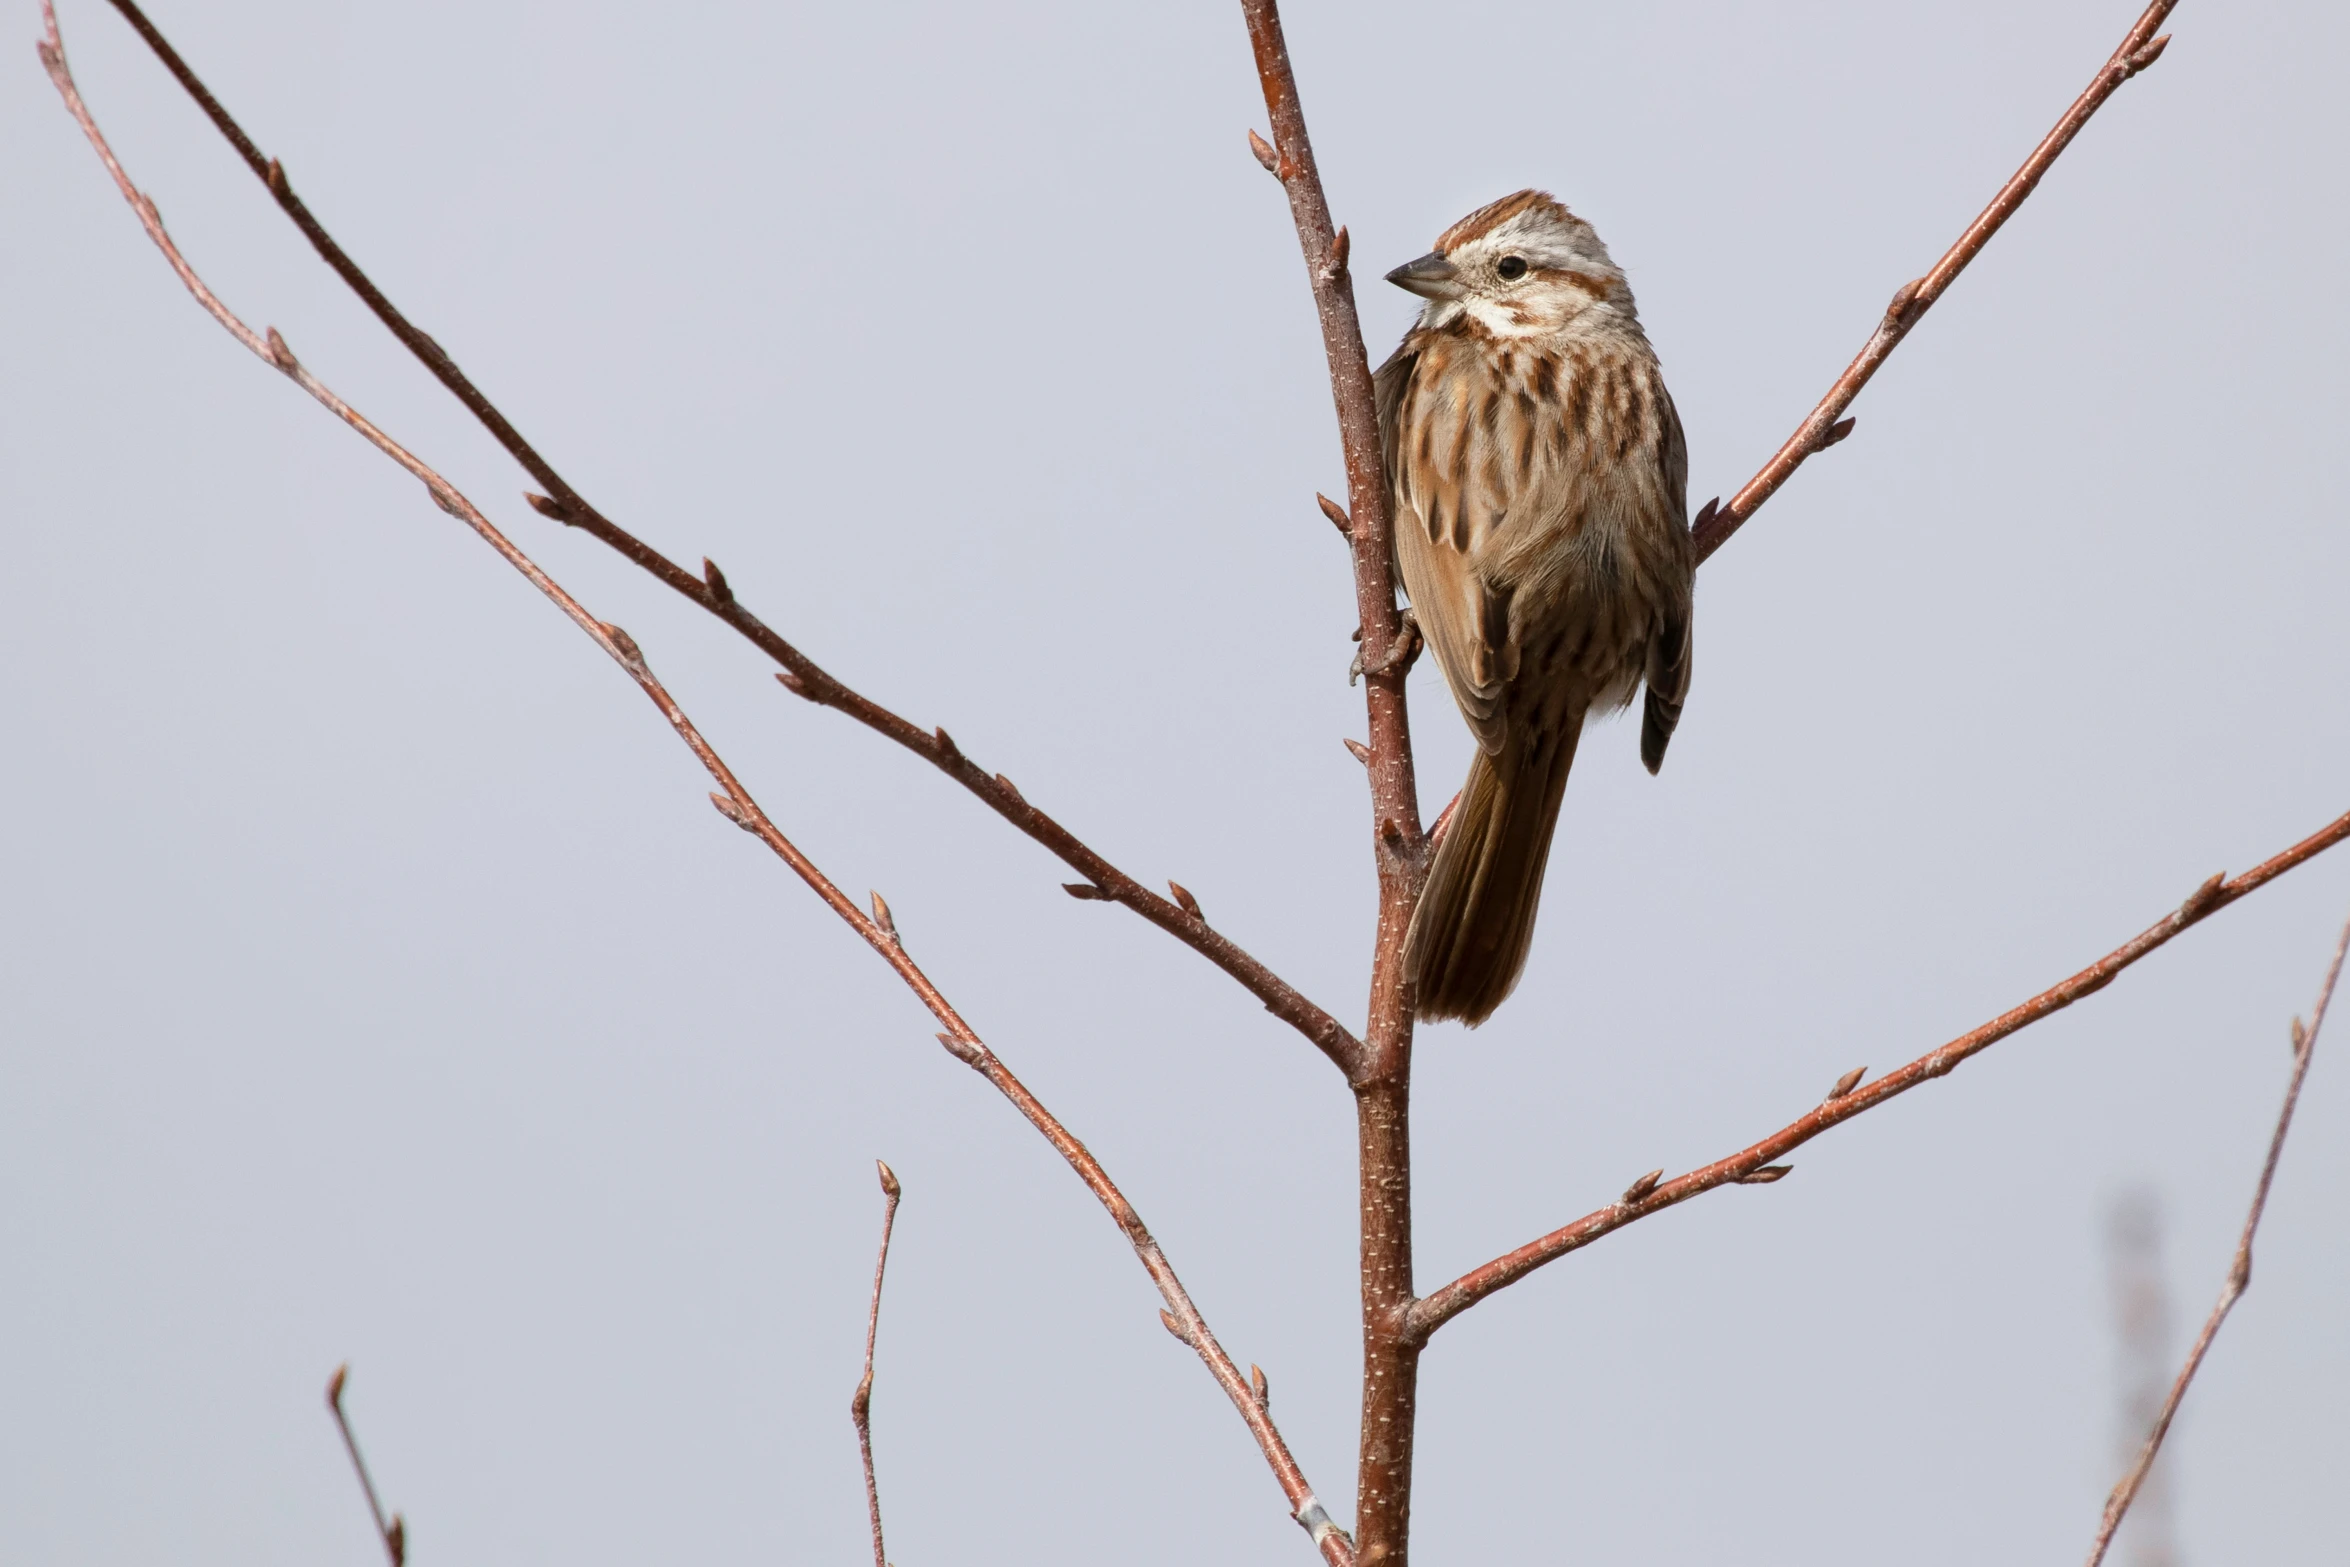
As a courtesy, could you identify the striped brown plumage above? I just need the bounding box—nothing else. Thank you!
[1376,191,1692,1025]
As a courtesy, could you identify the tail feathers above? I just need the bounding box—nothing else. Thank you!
[1405,724,1580,1025]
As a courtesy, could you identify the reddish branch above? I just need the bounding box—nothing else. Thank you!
[1407,810,2350,1342]
[89,0,1361,1080]
[2083,905,2348,1567]
[325,1365,406,1566]
[853,1161,903,1567]
[1691,0,2178,563]
[39,12,1352,1559]
[1241,3,1427,1559]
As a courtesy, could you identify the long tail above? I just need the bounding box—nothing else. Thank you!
[1405,722,1581,1025]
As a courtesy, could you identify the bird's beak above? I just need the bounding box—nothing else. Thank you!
[1385,251,1462,300]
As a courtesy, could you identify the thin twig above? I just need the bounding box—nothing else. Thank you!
[854,1161,903,1567]
[325,1365,406,1567]
[91,0,1361,1080]
[2083,905,2349,1567]
[1406,814,2350,1342]
[1691,0,2178,564]
[38,13,1349,1558]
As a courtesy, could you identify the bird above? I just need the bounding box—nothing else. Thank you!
[1374,189,1692,1026]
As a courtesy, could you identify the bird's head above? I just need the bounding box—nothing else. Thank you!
[1385,189,1632,337]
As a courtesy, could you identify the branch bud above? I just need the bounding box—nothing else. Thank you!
[701,557,733,603]
[1159,1309,1192,1346]
[1247,128,1279,174]
[2290,1016,2308,1057]
[265,157,289,197]
[1316,492,1353,540]
[869,890,899,944]
[876,1159,901,1199]
[524,491,566,519]
[1885,277,1924,326]
[1321,225,1351,284]
[1343,738,1371,766]
[933,726,961,761]
[1826,1066,1866,1102]
[708,792,754,830]
[2125,34,2170,77]
[601,623,645,668]
[936,1031,987,1067]
[1062,882,1107,901]
[774,668,813,700]
[2180,871,2227,921]
[1690,496,1721,535]
[995,772,1023,803]
[264,326,298,372]
[1817,416,1856,451]
[1737,1165,1793,1185]
[1621,1168,1664,1203]
[1168,881,1203,920]
[1251,1363,1270,1409]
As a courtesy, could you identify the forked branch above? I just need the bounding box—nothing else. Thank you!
[40,12,1350,1558]
[1408,810,2350,1342]
[2083,905,2349,1567]
[90,0,1362,1079]
[1691,0,2178,562]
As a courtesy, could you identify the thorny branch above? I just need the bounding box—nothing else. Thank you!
[1690,0,2178,563]
[1407,812,2350,1342]
[88,0,1364,1081]
[37,10,1352,1559]
[854,1162,903,1567]
[325,1366,405,1567]
[2082,906,2350,1567]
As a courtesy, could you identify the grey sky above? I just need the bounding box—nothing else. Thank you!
[4,1,2346,1562]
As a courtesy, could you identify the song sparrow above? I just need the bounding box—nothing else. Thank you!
[1375,190,1692,1025]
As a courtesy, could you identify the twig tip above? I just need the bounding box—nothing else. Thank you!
[326,1363,348,1410]
[876,1159,901,1198]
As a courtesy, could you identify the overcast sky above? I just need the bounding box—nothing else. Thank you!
[5,1,2347,1562]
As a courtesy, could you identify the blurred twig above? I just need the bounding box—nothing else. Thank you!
[325,1366,405,1567]
[2084,904,2350,1566]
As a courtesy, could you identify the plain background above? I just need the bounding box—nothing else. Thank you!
[4,1,2345,1561]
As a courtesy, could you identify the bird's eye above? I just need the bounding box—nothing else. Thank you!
[1496,256,1528,281]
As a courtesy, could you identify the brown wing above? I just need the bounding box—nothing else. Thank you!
[1381,333,1518,756]
[1639,380,1694,773]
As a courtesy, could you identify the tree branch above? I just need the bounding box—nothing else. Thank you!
[1239,5,1426,1560]
[2083,904,2348,1567]
[89,0,1362,1080]
[39,13,1352,1556]
[1690,0,2179,564]
[325,1365,405,1567]
[853,1161,902,1567]
[1407,808,2350,1342]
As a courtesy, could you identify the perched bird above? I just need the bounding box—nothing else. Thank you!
[1375,190,1692,1025]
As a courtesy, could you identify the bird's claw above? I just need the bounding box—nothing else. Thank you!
[1350,609,1422,685]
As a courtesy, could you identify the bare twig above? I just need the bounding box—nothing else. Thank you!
[1690,0,2179,564]
[39,13,1350,1557]
[325,1365,405,1567]
[1240,2,1428,1558]
[854,1161,903,1567]
[1407,812,2350,1341]
[2083,905,2349,1567]
[89,0,1362,1080]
